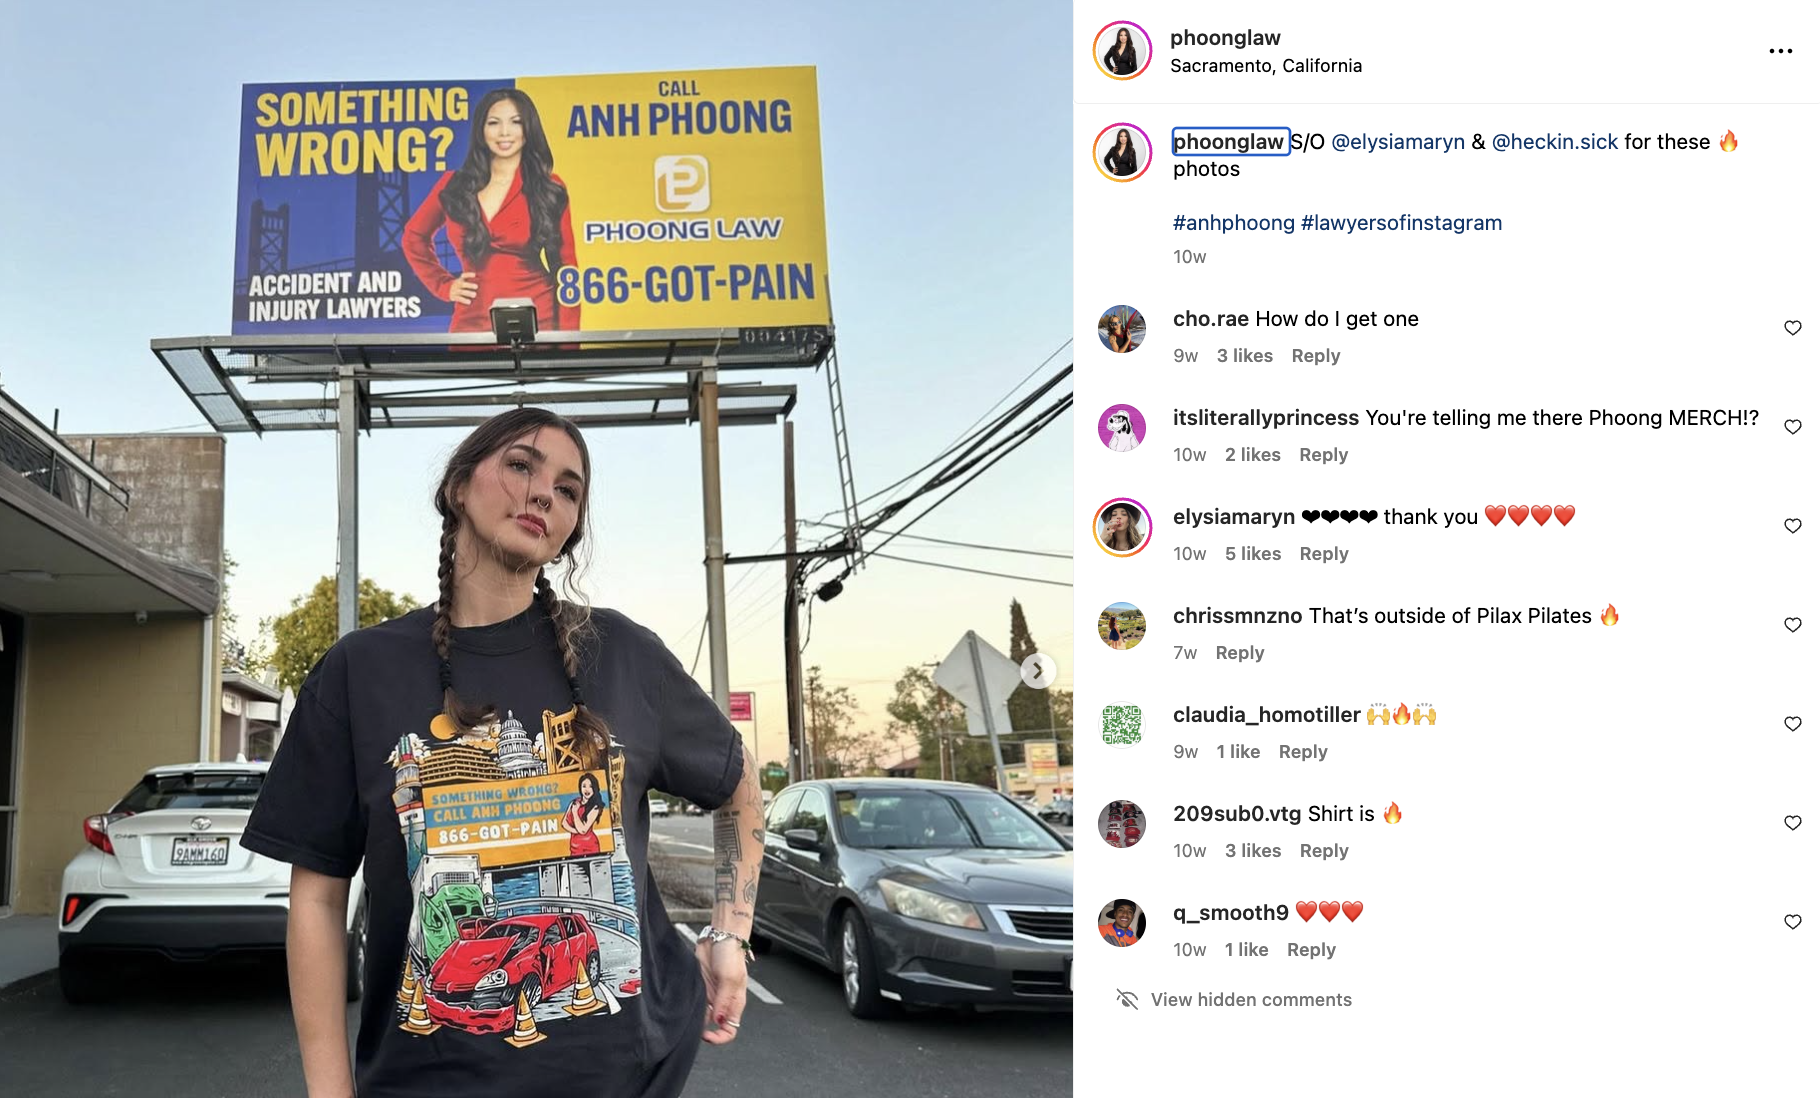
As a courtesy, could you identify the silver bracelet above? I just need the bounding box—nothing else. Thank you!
[696,925,755,963]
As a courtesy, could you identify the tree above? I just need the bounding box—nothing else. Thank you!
[886,664,999,787]
[803,665,880,777]
[1008,599,1054,734]
[219,552,249,672]
[264,576,422,692]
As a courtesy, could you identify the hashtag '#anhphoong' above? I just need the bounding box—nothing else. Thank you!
[1174,214,1186,229]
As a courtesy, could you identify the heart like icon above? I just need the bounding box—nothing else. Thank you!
[1787,914,1803,930]
[1296,900,1317,922]
[1556,504,1576,527]
[1340,901,1363,922]
[1318,901,1341,922]
[1485,504,1507,526]
[1787,618,1804,633]
[1788,420,1803,435]
[1787,716,1803,731]
[1788,816,1803,831]
[1788,518,1803,534]
[1361,509,1380,523]
[1532,504,1554,526]
[1787,320,1803,335]
[1508,504,1530,526]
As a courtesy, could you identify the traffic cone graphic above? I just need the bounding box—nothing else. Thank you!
[504,987,548,1047]
[399,972,442,1035]
[565,959,604,1017]
[396,956,417,1006]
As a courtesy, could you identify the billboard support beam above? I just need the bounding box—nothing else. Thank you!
[698,362,731,717]
[336,364,359,638]
[783,421,806,784]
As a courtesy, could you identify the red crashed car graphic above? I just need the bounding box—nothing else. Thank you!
[426,912,602,1033]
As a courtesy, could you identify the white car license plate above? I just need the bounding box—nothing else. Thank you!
[172,837,229,866]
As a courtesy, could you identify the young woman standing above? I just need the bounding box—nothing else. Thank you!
[244,407,764,1097]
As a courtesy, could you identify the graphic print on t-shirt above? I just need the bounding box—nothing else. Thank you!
[387,705,638,1043]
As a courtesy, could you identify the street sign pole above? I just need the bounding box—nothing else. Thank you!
[966,632,1011,794]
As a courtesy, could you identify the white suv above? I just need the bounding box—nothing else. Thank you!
[57,761,367,1004]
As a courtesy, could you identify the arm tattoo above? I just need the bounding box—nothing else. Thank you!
[713,809,740,905]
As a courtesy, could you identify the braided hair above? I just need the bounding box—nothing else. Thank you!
[431,407,613,768]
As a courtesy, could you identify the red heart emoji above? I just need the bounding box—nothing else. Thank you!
[1296,900,1317,922]
[1532,505,1553,526]
[1318,901,1341,922]
[1485,504,1506,526]
[1341,901,1363,922]
[1555,504,1575,526]
[1508,504,1530,526]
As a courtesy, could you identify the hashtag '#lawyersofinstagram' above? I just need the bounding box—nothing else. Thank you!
[1302,214,1314,230]
[1174,214,1186,229]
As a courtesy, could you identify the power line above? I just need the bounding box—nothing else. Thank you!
[840,389,1071,575]
[809,338,1073,526]
[800,369,1071,582]
[801,520,1069,560]
[866,551,1071,587]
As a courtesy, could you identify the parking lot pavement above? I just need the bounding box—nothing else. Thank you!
[0,936,1069,1097]
[680,929,1071,1098]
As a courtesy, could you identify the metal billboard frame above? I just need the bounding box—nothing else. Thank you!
[151,326,835,712]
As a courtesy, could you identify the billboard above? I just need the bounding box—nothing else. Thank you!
[728,691,754,722]
[1027,740,1060,785]
[232,68,830,336]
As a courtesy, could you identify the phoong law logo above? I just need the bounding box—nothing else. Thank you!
[655,155,710,212]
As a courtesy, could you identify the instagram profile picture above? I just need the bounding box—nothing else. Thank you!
[1093,22,1152,79]
[1099,404,1146,453]
[1099,603,1145,651]
[1099,800,1147,848]
[1100,898,1146,947]
[1093,123,1151,181]
[1095,498,1151,556]
[1098,305,1146,353]
[1101,702,1142,748]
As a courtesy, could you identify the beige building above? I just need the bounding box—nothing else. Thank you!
[0,392,224,916]
[220,671,283,762]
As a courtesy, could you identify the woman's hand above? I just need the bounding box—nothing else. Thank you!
[697,937,749,1045]
[448,271,479,305]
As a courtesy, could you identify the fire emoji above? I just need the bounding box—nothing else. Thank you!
[1720,130,1738,152]
[1393,703,1411,726]
[1384,802,1402,825]
[1601,604,1620,626]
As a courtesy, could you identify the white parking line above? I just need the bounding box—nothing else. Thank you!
[675,924,783,1005]
[651,835,716,853]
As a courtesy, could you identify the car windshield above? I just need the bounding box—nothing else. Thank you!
[117,772,262,811]
[477,923,538,949]
[834,789,1066,851]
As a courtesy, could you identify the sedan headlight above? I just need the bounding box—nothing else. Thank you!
[475,968,508,990]
[879,879,984,930]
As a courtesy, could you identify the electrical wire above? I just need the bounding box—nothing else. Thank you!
[800,520,1070,559]
[865,552,1071,587]
[807,338,1072,525]
[822,389,1071,577]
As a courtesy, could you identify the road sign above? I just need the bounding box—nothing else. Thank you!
[933,630,1019,793]
[729,691,754,722]
[933,632,1019,739]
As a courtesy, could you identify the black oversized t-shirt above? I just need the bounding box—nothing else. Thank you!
[242,603,742,1097]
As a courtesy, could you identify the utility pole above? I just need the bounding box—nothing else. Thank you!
[782,421,807,783]
[698,361,730,713]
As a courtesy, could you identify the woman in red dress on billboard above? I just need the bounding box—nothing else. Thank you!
[403,88,580,334]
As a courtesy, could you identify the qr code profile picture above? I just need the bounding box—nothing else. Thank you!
[1102,703,1142,748]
